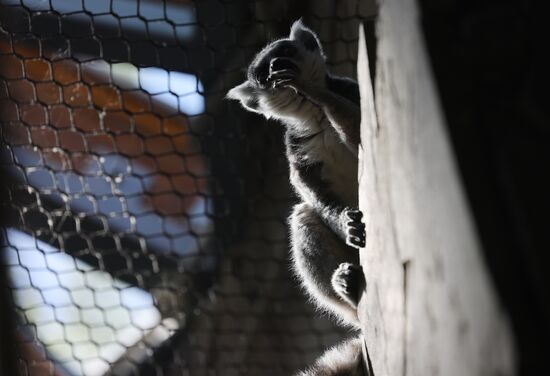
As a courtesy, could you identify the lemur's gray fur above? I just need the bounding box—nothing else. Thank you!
[228,19,366,375]
[297,337,364,376]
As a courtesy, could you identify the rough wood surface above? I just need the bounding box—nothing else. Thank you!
[356,1,516,375]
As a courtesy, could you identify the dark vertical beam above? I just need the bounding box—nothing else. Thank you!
[356,0,516,371]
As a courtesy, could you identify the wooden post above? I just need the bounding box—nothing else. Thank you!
[356,1,516,375]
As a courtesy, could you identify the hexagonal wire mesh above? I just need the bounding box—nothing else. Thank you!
[0,1,377,375]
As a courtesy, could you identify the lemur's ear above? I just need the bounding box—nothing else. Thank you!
[226,81,261,113]
[227,81,254,101]
[290,19,323,53]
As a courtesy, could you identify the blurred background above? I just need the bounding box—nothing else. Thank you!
[0,0,376,375]
[0,0,548,375]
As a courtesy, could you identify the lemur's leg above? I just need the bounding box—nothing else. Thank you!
[268,58,361,154]
[296,336,363,376]
[290,161,366,249]
[289,202,364,328]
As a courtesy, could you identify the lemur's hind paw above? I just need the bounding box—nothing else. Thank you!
[345,209,366,249]
[332,263,363,308]
[268,58,299,88]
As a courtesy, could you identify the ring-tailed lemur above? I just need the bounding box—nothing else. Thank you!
[227,20,366,375]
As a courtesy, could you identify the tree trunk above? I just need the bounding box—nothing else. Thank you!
[356,1,516,375]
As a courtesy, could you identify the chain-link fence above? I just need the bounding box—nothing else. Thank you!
[0,1,376,375]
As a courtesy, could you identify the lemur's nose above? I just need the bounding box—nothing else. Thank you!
[270,58,300,73]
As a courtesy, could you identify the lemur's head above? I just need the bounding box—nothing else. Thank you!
[227,19,326,115]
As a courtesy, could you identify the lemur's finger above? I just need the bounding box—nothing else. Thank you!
[268,69,296,77]
[347,220,365,229]
[336,264,353,276]
[283,83,301,94]
[347,236,366,248]
[273,80,301,95]
[346,209,363,221]
[348,228,365,239]
[351,241,366,249]
[267,70,295,81]
[270,57,300,73]
[272,79,293,89]
[269,76,294,86]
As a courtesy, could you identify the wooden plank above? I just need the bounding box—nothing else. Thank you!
[356,1,516,374]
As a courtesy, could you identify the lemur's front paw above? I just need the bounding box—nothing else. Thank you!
[345,209,366,249]
[332,263,363,308]
[268,57,299,89]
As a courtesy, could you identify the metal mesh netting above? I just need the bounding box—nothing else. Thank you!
[0,1,376,375]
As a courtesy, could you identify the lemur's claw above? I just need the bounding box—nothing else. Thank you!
[345,209,366,249]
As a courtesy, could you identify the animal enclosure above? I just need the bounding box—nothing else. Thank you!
[0,0,522,375]
[0,1,376,375]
